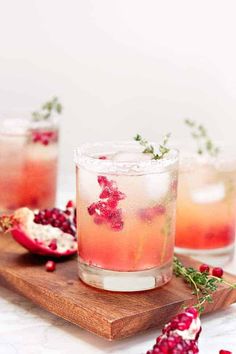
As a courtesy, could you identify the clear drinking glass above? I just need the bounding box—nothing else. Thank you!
[0,113,59,213]
[175,149,236,265]
[75,142,179,292]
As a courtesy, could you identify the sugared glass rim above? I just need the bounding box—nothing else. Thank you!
[0,114,59,136]
[170,140,236,172]
[74,141,179,175]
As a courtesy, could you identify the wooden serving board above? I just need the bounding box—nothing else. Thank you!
[0,235,236,340]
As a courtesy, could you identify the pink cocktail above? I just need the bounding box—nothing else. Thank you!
[75,142,179,291]
[0,117,59,212]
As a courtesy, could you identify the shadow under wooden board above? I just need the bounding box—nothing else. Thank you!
[0,235,236,340]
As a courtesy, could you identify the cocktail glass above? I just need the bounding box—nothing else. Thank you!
[0,114,59,212]
[75,142,179,291]
[175,149,236,265]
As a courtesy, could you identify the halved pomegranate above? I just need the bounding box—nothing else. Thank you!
[146,307,201,353]
[0,201,77,257]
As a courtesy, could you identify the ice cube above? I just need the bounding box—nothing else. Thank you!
[79,169,100,201]
[145,173,171,201]
[112,151,151,162]
[191,183,225,204]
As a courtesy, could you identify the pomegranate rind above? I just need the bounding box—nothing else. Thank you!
[9,208,77,258]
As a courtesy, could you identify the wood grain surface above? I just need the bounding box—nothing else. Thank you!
[0,234,236,340]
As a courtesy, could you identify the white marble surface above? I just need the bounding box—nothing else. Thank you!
[1,179,236,354]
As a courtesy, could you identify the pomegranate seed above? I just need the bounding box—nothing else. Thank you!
[48,240,57,250]
[97,176,108,187]
[94,216,105,224]
[186,307,198,319]
[99,155,107,160]
[212,267,224,278]
[111,219,123,231]
[112,190,126,201]
[138,208,156,222]
[99,187,111,199]
[64,209,71,215]
[107,198,118,209]
[58,214,66,223]
[219,350,232,354]
[42,138,49,145]
[66,200,74,208]
[199,264,210,273]
[88,203,97,215]
[45,260,56,272]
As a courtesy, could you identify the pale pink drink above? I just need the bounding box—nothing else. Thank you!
[0,117,59,212]
[75,142,179,291]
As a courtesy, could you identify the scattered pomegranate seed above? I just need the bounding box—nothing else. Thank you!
[199,264,210,273]
[219,350,232,354]
[45,260,56,272]
[212,267,224,278]
[98,155,107,160]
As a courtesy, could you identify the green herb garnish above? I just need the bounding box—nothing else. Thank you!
[184,119,219,157]
[134,133,171,160]
[173,257,236,313]
[32,97,62,121]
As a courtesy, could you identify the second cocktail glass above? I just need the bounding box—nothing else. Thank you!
[75,142,179,291]
[0,115,59,212]
[175,150,236,265]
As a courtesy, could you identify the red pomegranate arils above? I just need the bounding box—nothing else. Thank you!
[138,204,165,223]
[66,200,74,208]
[98,155,107,160]
[0,201,77,258]
[212,267,224,278]
[88,176,126,231]
[199,264,210,273]
[145,308,201,353]
[99,187,111,199]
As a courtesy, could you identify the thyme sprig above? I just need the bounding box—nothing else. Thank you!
[32,97,62,122]
[184,119,219,157]
[173,257,236,314]
[134,133,171,160]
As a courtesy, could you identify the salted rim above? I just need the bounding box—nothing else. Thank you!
[0,116,59,136]
[74,141,179,175]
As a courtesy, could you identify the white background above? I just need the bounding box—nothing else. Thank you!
[1,0,236,176]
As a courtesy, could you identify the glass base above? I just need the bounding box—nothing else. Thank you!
[78,260,173,292]
[175,244,234,266]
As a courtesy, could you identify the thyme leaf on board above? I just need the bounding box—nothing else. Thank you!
[173,256,236,314]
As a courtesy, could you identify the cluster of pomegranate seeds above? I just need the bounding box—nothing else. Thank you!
[31,130,58,146]
[138,204,166,223]
[34,202,76,237]
[148,334,199,354]
[45,260,56,272]
[199,264,224,278]
[87,176,126,231]
[146,308,201,354]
